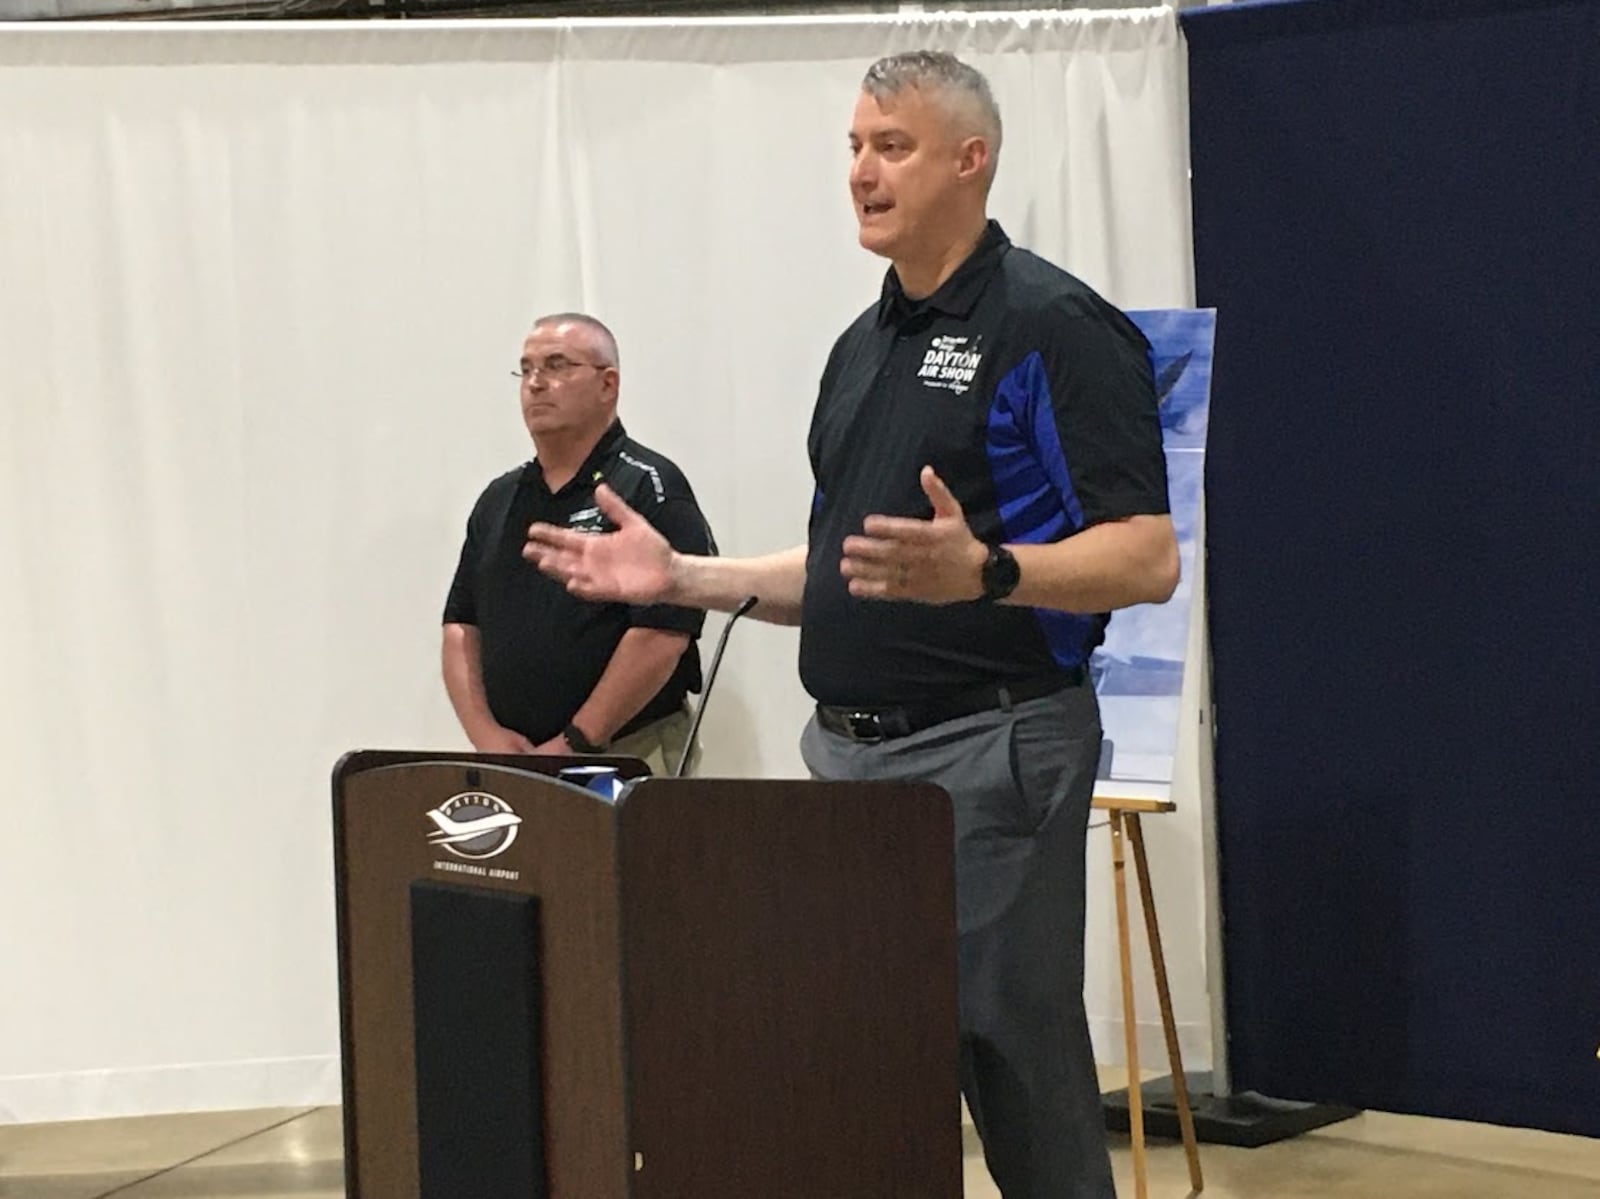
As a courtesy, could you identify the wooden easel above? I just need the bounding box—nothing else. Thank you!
[1093,794,1205,1197]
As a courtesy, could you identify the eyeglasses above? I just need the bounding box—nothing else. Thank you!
[511,355,612,382]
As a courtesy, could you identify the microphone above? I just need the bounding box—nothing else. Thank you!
[674,595,758,778]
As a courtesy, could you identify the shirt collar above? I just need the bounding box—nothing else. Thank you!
[876,220,1011,328]
[526,420,627,497]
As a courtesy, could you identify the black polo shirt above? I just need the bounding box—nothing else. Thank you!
[443,422,715,745]
[801,221,1170,707]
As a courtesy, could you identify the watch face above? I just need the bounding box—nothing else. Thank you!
[984,546,1020,598]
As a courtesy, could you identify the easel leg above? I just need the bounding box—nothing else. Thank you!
[1111,811,1148,1199]
[1129,815,1204,1193]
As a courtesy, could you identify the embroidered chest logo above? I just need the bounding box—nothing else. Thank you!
[917,335,984,395]
[566,504,608,534]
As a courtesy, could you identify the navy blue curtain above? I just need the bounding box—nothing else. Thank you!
[1183,0,1600,1136]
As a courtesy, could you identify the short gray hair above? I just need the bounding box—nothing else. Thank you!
[531,311,619,369]
[862,51,1003,177]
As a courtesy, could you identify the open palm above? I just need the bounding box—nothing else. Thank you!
[523,483,673,605]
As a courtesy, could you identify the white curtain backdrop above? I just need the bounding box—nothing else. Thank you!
[0,10,1200,1122]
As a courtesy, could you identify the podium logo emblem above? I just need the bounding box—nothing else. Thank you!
[425,792,522,860]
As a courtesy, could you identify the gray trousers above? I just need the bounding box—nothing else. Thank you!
[801,683,1115,1199]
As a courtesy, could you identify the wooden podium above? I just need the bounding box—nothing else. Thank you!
[333,751,962,1199]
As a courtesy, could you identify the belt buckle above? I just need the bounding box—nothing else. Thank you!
[842,710,885,744]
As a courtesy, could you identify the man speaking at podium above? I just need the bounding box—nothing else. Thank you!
[442,312,716,776]
[525,56,1175,1199]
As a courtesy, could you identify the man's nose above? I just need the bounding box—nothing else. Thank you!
[850,150,876,191]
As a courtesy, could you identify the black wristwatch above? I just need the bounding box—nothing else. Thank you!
[979,544,1021,603]
[563,722,607,754]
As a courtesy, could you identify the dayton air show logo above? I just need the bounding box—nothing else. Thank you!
[424,792,523,860]
[918,334,984,395]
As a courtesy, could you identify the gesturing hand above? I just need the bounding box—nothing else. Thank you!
[840,466,987,604]
[524,483,673,605]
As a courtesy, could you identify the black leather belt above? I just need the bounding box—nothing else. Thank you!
[815,669,1086,744]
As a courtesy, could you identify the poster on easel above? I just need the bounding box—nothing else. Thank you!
[1091,308,1217,799]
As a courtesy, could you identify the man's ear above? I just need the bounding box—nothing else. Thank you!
[956,135,991,183]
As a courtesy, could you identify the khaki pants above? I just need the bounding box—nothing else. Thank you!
[607,704,701,777]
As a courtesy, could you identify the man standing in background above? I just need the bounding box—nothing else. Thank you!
[442,312,716,774]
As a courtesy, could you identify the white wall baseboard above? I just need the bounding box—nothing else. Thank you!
[1090,1017,1213,1074]
[1,1031,1210,1126]
[0,1055,342,1125]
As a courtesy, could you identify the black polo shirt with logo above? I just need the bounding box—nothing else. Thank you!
[443,421,716,745]
[801,221,1170,708]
